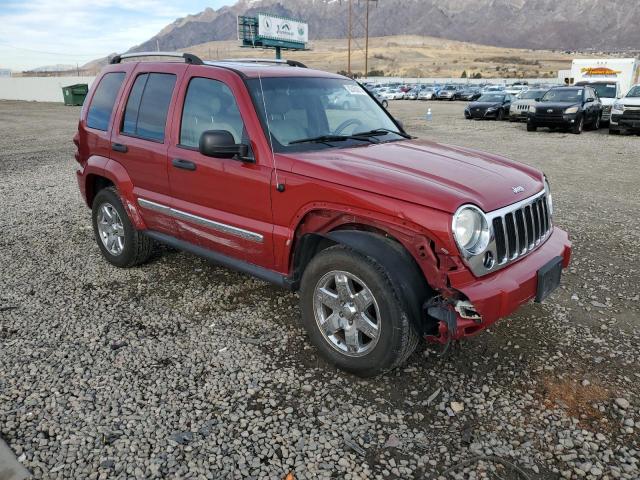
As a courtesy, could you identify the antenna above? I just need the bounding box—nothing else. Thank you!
[257,72,285,193]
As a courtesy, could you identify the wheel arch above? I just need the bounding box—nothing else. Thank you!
[291,227,437,336]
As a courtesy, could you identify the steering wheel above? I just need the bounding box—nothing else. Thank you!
[334,118,364,135]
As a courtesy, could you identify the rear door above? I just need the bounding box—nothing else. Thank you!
[110,63,185,234]
[166,66,274,268]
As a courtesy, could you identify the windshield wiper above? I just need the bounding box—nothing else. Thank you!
[353,128,412,139]
[288,134,379,145]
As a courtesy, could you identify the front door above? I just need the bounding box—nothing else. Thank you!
[167,68,274,268]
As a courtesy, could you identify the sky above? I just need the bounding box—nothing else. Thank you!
[0,0,236,71]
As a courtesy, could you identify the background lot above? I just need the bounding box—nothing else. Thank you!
[1,100,638,479]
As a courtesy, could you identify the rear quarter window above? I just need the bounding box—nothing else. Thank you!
[86,72,126,131]
[122,73,176,142]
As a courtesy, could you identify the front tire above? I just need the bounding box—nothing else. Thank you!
[527,123,537,132]
[571,116,584,134]
[92,187,154,268]
[300,245,418,377]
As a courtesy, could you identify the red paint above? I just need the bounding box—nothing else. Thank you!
[75,61,571,341]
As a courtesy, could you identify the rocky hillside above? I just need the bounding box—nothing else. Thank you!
[128,0,639,53]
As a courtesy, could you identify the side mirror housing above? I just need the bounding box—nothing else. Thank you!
[199,130,249,160]
[585,97,595,103]
[535,97,541,102]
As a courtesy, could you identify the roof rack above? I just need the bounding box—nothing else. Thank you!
[210,58,307,68]
[109,52,204,65]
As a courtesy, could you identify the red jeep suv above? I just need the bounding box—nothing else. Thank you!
[74,52,571,376]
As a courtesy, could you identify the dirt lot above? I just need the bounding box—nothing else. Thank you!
[1,99,638,480]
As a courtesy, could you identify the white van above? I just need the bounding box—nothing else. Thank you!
[571,58,640,122]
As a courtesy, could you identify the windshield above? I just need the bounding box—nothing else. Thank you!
[478,94,504,102]
[588,83,616,99]
[626,86,640,98]
[541,89,583,103]
[519,90,545,100]
[247,77,404,152]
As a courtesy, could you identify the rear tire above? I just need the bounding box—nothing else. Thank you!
[300,245,418,377]
[92,187,154,268]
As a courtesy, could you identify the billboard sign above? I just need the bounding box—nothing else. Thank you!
[258,14,308,45]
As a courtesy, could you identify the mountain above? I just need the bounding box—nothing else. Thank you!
[128,0,640,53]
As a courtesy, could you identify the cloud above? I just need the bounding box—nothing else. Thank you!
[0,0,234,70]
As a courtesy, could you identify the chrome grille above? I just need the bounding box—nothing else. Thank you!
[491,193,551,265]
[461,188,553,276]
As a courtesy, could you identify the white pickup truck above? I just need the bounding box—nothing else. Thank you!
[570,58,640,123]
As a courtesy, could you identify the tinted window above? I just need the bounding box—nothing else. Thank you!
[86,72,125,131]
[180,77,245,147]
[122,73,176,142]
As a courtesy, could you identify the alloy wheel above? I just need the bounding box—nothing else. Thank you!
[97,202,125,256]
[313,270,381,357]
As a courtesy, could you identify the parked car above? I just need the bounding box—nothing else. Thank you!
[380,88,403,100]
[455,87,482,101]
[505,84,529,96]
[418,88,436,100]
[509,89,548,122]
[464,93,513,120]
[373,91,389,109]
[609,84,640,135]
[527,86,602,134]
[436,85,459,100]
[575,81,618,124]
[405,88,420,100]
[75,52,570,377]
[481,85,505,94]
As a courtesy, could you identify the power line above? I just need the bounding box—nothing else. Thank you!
[0,42,107,57]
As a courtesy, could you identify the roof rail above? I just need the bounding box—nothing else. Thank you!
[109,52,204,65]
[210,58,307,68]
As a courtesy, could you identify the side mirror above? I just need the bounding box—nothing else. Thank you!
[535,97,541,102]
[199,130,249,160]
[585,97,594,103]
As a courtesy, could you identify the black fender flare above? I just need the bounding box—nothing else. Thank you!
[322,230,434,335]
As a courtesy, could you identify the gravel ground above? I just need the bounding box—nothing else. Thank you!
[1,99,638,480]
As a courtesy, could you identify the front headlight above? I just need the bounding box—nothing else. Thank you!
[529,105,536,113]
[545,178,553,216]
[564,106,579,114]
[612,102,625,112]
[486,106,498,112]
[452,205,490,256]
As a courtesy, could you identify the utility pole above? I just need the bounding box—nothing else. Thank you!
[348,0,352,76]
[364,0,369,77]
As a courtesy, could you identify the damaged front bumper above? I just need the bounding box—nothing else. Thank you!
[425,227,571,343]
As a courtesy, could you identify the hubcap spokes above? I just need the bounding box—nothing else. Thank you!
[313,270,381,357]
[97,203,125,256]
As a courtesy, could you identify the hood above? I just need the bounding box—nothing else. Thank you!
[513,98,536,106]
[621,97,640,106]
[536,101,580,110]
[282,139,543,213]
[468,101,502,108]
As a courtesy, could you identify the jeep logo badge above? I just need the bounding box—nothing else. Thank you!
[512,185,525,194]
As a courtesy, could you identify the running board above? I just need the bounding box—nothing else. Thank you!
[145,231,292,289]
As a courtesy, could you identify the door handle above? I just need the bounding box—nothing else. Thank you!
[172,158,197,171]
[111,143,128,153]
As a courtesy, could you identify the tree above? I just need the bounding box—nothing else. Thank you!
[461,70,467,78]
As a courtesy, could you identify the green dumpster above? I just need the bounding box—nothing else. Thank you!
[62,83,89,106]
